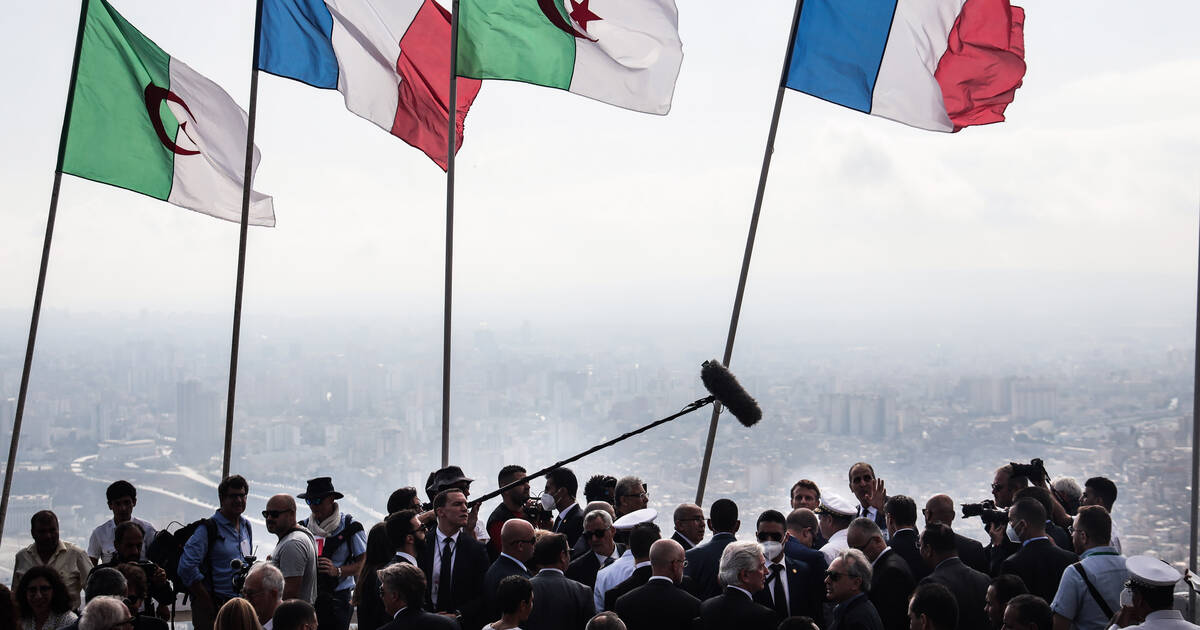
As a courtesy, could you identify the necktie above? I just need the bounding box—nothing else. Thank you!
[602,556,615,568]
[554,516,562,531]
[437,537,453,611]
[770,564,788,617]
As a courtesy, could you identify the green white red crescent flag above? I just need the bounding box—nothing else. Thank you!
[61,0,275,226]
[455,0,683,115]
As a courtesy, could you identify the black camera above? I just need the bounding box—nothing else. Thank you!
[231,556,257,594]
[523,498,553,526]
[961,500,1009,527]
[1010,458,1050,485]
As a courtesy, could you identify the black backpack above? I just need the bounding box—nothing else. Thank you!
[148,519,219,596]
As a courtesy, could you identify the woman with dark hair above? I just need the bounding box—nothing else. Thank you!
[16,567,76,630]
[352,523,395,630]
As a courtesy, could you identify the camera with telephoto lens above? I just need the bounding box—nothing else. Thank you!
[231,556,257,594]
[522,498,553,526]
[1009,458,1050,484]
[961,500,1009,527]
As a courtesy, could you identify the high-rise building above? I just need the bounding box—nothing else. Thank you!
[176,380,221,463]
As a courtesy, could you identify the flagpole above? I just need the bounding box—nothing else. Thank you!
[0,0,90,548]
[1189,197,1200,619]
[221,0,265,480]
[694,0,804,505]
[441,0,461,468]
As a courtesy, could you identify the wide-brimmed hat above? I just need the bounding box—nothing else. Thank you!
[427,466,474,495]
[298,477,344,501]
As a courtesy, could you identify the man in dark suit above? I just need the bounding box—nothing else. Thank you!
[921,494,989,574]
[847,517,913,630]
[684,498,739,601]
[917,523,991,630]
[603,521,660,610]
[670,504,704,551]
[907,583,958,630]
[751,510,823,625]
[566,509,623,588]
[481,519,534,619]
[614,539,700,630]
[848,462,888,533]
[377,563,459,630]
[883,495,928,581]
[999,498,1078,604]
[416,490,488,630]
[986,464,1029,576]
[825,549,885,630]
[544,468,584,548]
[524,533,594,630]
[1014,486,1074,552]
[696,540,776,630]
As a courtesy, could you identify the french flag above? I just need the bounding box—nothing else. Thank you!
[258,0,482,169]
[786,0,1026,132]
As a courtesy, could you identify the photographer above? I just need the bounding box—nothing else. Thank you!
[178,475,253,630]
[265,494,317,603]
[97,522,173,620]
[486,466,532,560]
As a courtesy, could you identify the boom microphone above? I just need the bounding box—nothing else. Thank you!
[700,360,761,427]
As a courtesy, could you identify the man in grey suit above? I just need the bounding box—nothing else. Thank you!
[683,498,740,600]
[524,533,594,630]
[918,523,991,630]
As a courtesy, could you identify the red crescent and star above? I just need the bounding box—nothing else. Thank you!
[569,0,602,33]
[143,83,200,156]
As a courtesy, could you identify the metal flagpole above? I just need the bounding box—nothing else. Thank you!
[221,0,266,479]
[0,0,91,548]
[1190,196,1200,619]
[695,0,804,505]
[441,0,462,469]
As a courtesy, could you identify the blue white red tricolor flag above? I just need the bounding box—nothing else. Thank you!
[786,0,1026,132]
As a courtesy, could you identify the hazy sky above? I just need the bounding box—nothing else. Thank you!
[3,0,1198,343]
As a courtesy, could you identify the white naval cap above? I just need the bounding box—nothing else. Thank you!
[815,494,857,518]
[613,508,657,531]
[1127,555,1182,588]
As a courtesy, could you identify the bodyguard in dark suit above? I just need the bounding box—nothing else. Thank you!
[921,494,993,575]
[917,523,991,630]
[480,520,533,619]
[376,563,460,630]
[601,520,661,610]
[544,468,584,548]
[670,503,705,551]
[684,498,740,601]
[847,518,913,630]
[754,510,824,624]
[999,498,1078,603]
[416,490,488,630]
[825,549,885,630]
[614,539,700,630]
[783,508,830,609]
[883,496,929,581]
[524,533,594,630]
[565,510,623,588]
[696,540,776,630]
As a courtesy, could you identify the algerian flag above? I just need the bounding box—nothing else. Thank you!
[455,0,682,115]
[62,0,274,226]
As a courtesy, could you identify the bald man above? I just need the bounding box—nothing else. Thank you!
[614,539,700,630]
[922,494,988,574]
[483,519,535,618]
[264,494,317,603]
[671,504,705,551]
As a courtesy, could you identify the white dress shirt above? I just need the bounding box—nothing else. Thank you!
[593,549,635,611]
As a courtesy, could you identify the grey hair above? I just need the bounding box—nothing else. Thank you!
[80,596,128,630]
[585,612,627,630]
[84,567,128,602]
[718,540,764,588]
[248,562,284,600]
[585,509,613,528]
[615,476,645,501]
[1052,477,1082,502]
[847,517,884,543]
[837,549,873,592]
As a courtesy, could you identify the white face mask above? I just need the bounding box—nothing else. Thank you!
[539,492,556,511]
[760,541,783,561]
[1006,523,1022,544]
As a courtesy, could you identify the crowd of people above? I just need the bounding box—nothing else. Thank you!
[4,460,1196,630]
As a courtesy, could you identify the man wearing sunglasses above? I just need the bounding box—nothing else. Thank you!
[753,510,821,625]
[298,477,367,630]
[696,541,774,630]
[566,511,624,588]
[265,494,318,604]
[824,549,884,630]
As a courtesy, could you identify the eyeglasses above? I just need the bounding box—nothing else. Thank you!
[262,509,294,518]
[824,570,847,581]
[305,497,325,506]
[583,528,609,539]
[991,483,1004,492]
[850,475,873,484]
[756,532,783,542]
[676,516,704,523]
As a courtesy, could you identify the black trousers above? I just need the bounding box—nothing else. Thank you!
[315,588,352,630]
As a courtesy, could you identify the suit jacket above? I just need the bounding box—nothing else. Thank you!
[920,557,991,630]
[858,504,889,533]
[604,564,651,611]
[417,531,490,630]
[671,531,696,551]
[830,593,885,630]
[868,548,915,630]
[782,540,828,626]
[953,532,989,575]
[987,538,1021,577]
[378,607,460,630]
[565,546,624,588]
[1047,522,1074,552]
[886,529,930,581]
[614,577,700,630]
[524,569,594,630]
[481,554,530,619]
[684,532,737,600]
[697,586,777,630]
[753,556,822,623]
[554,504,585,548]
[1000,538,1079,604]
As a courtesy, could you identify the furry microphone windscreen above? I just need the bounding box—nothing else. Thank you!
[700,360,762,427]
